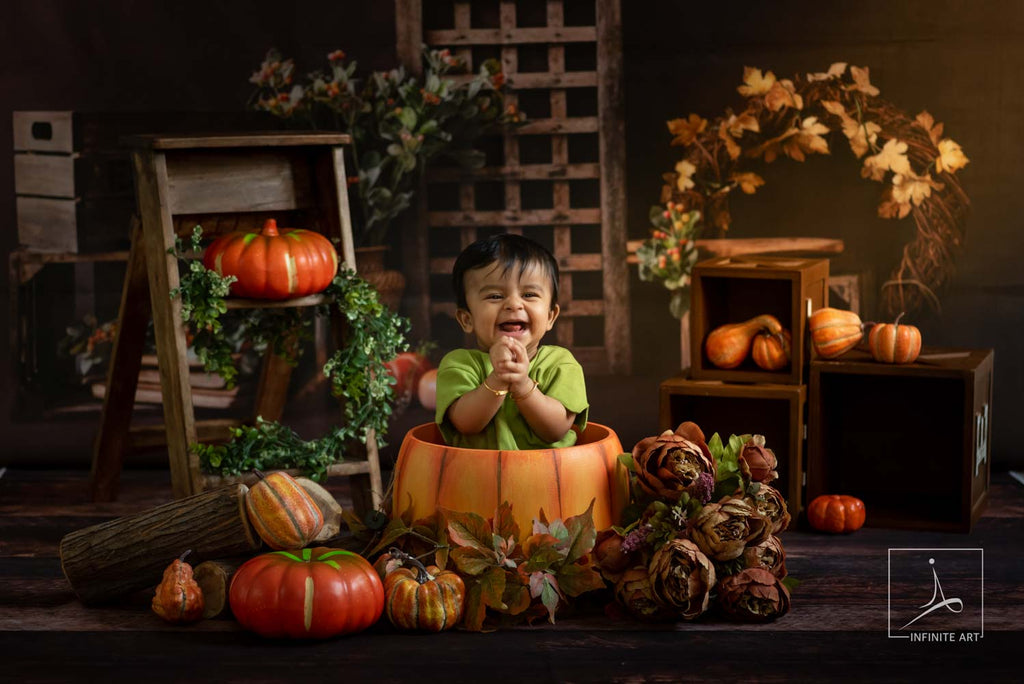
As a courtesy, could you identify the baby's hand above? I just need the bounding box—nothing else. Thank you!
[492,338,530,393]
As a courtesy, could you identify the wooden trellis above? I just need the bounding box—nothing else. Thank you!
[395,0,630,374]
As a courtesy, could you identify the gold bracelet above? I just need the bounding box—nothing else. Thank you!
[481,378,509,397]
[512,380,539,402]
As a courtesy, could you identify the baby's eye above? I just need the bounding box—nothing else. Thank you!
[486,294,503,300]
[523,292,539,298]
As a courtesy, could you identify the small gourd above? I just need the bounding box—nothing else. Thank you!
[868,313,922,364]
[383,548,465,632]
[751,329,792,371]
[809,307,865,359]
[152,550,205,624]
[705,314,784,369]
[245,470,324,550]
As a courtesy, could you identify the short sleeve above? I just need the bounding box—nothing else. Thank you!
[434,349,488,444]
[535,347,589,431]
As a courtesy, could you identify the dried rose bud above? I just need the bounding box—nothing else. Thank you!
[741,535,787,579]
[745,484,791,534]
[739,436,778,484]
[593,529,637,583]
[631,430,717,503]
[614,566,676,622]
[647,538,716,620]
[717,567,791,622]
[688,498,771,561]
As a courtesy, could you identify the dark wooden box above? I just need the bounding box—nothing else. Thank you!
[660,375,807,518]
[690,255,829,385]
[808,348,993,532]
[13,111,274,252]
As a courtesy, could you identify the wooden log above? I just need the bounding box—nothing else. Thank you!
[59,484,260,605]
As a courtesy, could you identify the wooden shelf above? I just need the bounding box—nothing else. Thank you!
[223,294,329,310]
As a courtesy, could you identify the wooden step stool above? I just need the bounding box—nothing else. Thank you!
[90,132,383,513]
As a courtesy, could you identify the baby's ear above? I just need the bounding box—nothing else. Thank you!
[455,308,474,333]
[546,303,561,330]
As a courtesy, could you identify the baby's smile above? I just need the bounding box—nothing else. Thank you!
[498,319,529,337]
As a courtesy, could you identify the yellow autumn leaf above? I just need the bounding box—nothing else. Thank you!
[765,79,804,112]
[877,187,912,219]
[731,171,765,194]
[892,172,944,206]
[718,123,742,160]
[936,138,969,173]
[725,111,760,137]
[807,62,848,82]
[863,138,912,179]
[781,116,830,162]
[848,66,880,96]
[738,67,776,97]
[675,160,697,191]
[821,100,879,157]
[915,111,944,146]
[667,114,708,147]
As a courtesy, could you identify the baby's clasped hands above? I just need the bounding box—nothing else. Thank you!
[489,337,531,396]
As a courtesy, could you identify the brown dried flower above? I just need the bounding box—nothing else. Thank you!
[716,567,791,622]
[593,529,638,584]
[614,566,676,622]
[688,498,771,561]
[739,435,778,484]
[745,483,791,534]
[647,537,716,620]
[632,428,717,503]
[740,535,787,579]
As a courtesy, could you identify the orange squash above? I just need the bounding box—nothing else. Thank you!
[751,329,791,371]
[245,470,324,550]
[151,551,205,624]
[809,307,864,359]
[806,494,866,533]
[393,423,629,535]
[705,315,784,369]
[868,313,922,364]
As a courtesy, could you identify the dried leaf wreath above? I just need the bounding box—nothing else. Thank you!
[655,62,970,318]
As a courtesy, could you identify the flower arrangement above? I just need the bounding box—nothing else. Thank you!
[249,46,520,247]
[596,422,795,622]
[639,62,970,318]
[635,205,701,318]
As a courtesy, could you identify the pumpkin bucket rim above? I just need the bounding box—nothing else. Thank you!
[401,422,619,457]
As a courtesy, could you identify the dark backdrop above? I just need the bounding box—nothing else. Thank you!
[1,0,1021,469]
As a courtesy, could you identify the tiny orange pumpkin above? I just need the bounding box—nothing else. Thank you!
[751,329,792,371]
[383,549,465,632]
[245,470,324,550]
[806,495,866,534]
[151,550,205,624]
[868,313,922,364]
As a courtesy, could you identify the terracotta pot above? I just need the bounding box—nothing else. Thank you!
[392,423,630,533]
[355,246,406,311]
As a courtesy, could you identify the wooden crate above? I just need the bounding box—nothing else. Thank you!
[12,111,271,253]
[395,0,630,374]
[660,375,807,518]
[690,255,829,384]
[807,348,993,532]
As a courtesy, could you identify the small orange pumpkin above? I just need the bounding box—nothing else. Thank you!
[809,307,864,359]
[705,314,784,369]
[245,470,324,550]
[868,313,922,364]
[806,495,866,533]
[751,329,792,371]
[383,549,465,632]
[151,550,205,624]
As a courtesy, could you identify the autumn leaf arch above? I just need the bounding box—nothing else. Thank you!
[659,63,970,318]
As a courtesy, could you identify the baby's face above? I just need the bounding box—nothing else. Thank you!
[457,261,559,358]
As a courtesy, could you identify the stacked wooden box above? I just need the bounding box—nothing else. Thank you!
[659,255,993,531]
[660,255,828,518]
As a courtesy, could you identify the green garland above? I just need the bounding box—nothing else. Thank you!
[170,227,409,481]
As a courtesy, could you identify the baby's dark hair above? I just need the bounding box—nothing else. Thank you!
[453,233,560,310]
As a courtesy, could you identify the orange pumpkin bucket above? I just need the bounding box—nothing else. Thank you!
[392,423,630,533]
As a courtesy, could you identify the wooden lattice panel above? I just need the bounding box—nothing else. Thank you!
[396,0,630,374]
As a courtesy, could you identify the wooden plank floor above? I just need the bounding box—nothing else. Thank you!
[1,467,1022,682]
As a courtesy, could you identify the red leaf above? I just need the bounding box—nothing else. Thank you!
[562,499,598,565]
[492,501,520,542]
[444,508,492,552]
[556,563,606,598]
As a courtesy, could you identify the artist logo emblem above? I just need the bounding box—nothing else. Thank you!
[888,548,983,642]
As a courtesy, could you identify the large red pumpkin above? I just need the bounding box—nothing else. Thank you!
[229,547,384,639]
[203,218,339,300]
[393,423,629,535]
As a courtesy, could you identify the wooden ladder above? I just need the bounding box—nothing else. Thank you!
[89,132,383,513]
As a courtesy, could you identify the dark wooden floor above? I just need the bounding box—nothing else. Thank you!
[1,467,1022,682]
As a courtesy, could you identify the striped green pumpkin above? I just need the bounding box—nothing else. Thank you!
[245,470,324,550]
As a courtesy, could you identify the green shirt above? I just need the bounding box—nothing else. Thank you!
[435,345,589,450]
